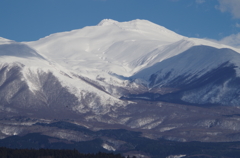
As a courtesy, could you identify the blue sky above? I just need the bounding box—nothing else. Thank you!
[1,0,240,47]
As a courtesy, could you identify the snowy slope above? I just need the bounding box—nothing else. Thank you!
[0,37,128,115]
[133,45,240,82]
[127,45,240,105]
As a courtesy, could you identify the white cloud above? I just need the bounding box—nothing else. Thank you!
[196,0,205,4]
[219,33,240,48]
[236,23,240,28]
[217,0,240,19]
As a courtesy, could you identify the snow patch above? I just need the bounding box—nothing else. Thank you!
[102,143,116,151]
[166,155,186,158]
[160,127,176,132]
[0,126,22,136]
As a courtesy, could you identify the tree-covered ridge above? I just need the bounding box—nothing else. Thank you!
[0,147,126,158]
[2,122,240,158]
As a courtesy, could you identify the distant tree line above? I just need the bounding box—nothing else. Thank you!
[0,147,138,158]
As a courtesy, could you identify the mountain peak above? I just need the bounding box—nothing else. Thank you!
[97,19,119,26]
[96,19,182,40]
[97,19,166,30]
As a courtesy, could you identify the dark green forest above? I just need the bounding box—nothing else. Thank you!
[2,121,240,157]
[0,147,129,158]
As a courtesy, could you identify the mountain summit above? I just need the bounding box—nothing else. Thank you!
[27,19,185,78]
[97,19,119,26]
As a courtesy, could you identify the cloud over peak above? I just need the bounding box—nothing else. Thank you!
[219,33,240,48]
[196,0,205,4]
[217,0,240,19]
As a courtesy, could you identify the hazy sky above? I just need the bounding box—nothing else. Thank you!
[1,0,240,47]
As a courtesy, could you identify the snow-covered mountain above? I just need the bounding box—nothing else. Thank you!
[2,19,240,143]
[1,19,240,112]
[25,19,240,106]
[0,19,240,114]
